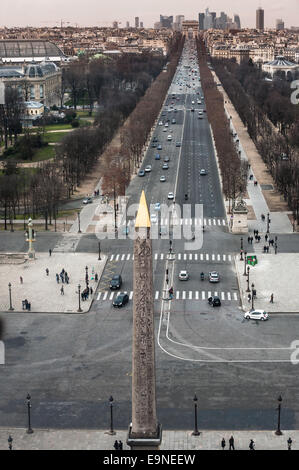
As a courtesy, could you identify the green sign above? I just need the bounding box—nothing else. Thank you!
[247,255,257,266]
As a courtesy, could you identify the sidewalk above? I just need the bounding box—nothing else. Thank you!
[0,427,296,450]
[211,71,293,234]
[0,252,106,313]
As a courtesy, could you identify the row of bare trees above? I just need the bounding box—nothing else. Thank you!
[196,39,247,212]
[0,160,64,230]
[212,56,299,222]
[0,87,24,149]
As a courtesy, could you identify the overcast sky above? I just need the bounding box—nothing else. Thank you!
[2,0,299,28]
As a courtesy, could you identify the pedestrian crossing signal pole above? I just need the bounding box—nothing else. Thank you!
[267,213,270,234]
[243,251,247,275]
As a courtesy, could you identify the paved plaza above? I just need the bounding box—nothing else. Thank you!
[0,427,297,450]
[235,253,299,313]
[0,253,106,313]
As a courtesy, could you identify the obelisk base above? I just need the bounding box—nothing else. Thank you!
[127,423,162,450]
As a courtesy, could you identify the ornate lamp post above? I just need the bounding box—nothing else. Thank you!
[275,236,278,255]
[77,211,81,234]
[8,283,14,311]
[243,251,247,275]
[192,394,200,436]
[246,266,250,292]
[108,395,116,435]
[26,393,33,434]
[267,212,270,234]
[251,283,255,310]
[77,284,82,313]
[275,395,283,436]
[98,242,101,260]
[85,266,89,289]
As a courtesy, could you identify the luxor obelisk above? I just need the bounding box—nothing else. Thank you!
[127,191,162,449]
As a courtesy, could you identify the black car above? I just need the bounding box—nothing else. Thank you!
[208,296,221,307]
[110,274,122,290]
[113,292,129,307]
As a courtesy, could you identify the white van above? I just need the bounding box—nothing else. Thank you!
[167,135,172,141]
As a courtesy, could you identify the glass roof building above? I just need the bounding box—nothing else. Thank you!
[0,40,66,64]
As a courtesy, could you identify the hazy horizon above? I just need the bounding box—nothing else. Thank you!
[1,0,299,29]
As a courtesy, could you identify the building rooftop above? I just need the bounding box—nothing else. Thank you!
[0,40,65,60]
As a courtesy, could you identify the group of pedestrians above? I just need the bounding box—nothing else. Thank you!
[21,299,31,311]
[221,436,293,450]
[81,286,93,301]
[55,269,70,285]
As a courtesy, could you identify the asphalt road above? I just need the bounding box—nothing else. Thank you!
[1,40,299,432]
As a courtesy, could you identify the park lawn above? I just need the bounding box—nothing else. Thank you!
[44,123,73,131]
[76,110,96,118]
[43,132,69,143]
[32,145,55,161]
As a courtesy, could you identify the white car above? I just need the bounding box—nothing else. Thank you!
[83,197,92,204]
[209,271,220,283]
[200,169,207,175]
[244,310,269,321]
[145,165,152,172]
[179,270,189,281]
[160,175,166,182]
[154,203,161,211]
[167,135,172,141]
[158,121,163,126]
[150,214,158,224]
[168,192,174,200]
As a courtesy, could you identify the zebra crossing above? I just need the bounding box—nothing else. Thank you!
[96,290,239,302]
[158,217,227,226]
[108,253,233,262]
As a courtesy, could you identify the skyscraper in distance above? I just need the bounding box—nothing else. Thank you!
[135,17,139,28]
[234,14,241,29]
[198,13,205,30]
[256,7,264,31]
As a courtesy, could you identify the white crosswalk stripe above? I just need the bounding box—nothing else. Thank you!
[107,252,236,263]
[159,217,226,226]
[96,290,239,302]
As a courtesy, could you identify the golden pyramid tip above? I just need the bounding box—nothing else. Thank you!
[135,190,151,228]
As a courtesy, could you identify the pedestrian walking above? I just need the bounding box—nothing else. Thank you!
[46,268,49,276]
[258,235,261,242]
[249,439,255,450]
[65,275,69,284]
[81,292,84,301]
[263,246,267,253]
[95,273,98,282]
[248,236,250,244]
[287,437,292,450]
[255,235,258,242]
[248,293,251,303]
[266,246,269,253]
[256,230,259,236]
[49,249,52,257]
[221,438,226,450]
[229,435,235,450]
[20,276,23,284]
[118,440,123,450]
[251,236,254,244]
[169,287,174,300]
[270,293,274,303]
[113,440,119,450]
[60,286,64,295]
[56,273,59,284]
[265,234,268,242]
[90,287,93,295]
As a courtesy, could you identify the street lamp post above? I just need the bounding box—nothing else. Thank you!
[275,395,283,436]
[26,218,36,259]
[26,393,33,434]
[85,266,89,289]
[8,283,14,311]
[98,242,101,260]
[169,239,172,254]
[243,251,247,275]
[77,284,82,313]
[275,236,278,255]
[246,266,250,292]
[251,283,255,310]
[108,395,116,435]
[240,237,243,251]
[192,394,200,436]
[8,435,13,450]
[77,211,81,234]
[240,250,244,261]
[267,212,270,234]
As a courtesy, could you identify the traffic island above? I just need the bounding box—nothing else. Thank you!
[235,253,299,313]
[0,252,107,314]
